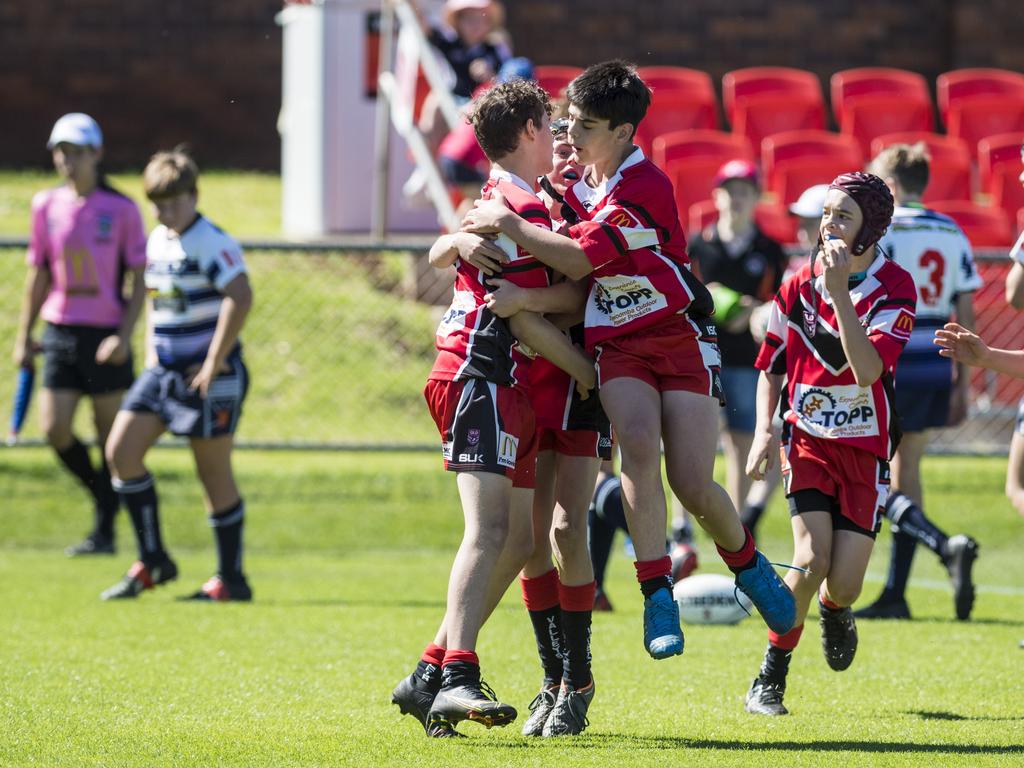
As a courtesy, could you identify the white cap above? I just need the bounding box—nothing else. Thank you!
[47,113,103,150]
[789,184,829,219]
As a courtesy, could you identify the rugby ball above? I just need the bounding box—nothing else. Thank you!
[673,573,753,625]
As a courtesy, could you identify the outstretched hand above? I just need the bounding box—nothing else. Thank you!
[746,429,778,481]
[461,190,509,235]
[934,322,990,367]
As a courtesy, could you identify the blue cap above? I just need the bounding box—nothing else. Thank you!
[497,57,535,84]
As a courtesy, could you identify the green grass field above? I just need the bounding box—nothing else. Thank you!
[1,447,1022,767]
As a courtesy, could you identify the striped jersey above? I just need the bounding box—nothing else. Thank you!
[755,256,918,459]
[145,214,247,369]
[27,185,147,328]
[563,148,711,348]
[877,204,981,387]
[429,170,552,389]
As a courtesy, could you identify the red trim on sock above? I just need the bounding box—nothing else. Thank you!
[420,642,446,666]
[716,525,756,568]
[442,649,479,667]
[768,623,804,650]
[559,581,596,612]
[633,556,672,583]
[820,595,841,611]
[520,568,561,611]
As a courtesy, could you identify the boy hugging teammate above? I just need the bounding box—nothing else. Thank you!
[392,78,597,737]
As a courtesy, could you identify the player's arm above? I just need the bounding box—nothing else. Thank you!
[747,371,784,480]
[508,312,595,394]
[822,239,883,386]
[484,278,586,321]
[190,273,253,397]
[462,195,594,280]
[428,232,507,274]
[935,322,1024,378]
[97,266,147,366]
[13,266,49,367]
[1006,262,1024,310]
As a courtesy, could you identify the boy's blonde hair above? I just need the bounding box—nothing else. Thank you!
[143,145,199,200]
[867,142,930,197]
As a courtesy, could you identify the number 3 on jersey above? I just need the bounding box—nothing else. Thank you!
[917,249,945,307]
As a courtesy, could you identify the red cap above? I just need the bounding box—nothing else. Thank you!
[713,159,759,189]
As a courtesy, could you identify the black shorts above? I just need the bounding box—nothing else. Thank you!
[42,323,134,395]
[120,353,249,438]
[788,489,880,539]
[894,384,950,432]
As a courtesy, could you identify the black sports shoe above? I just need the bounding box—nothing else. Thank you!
[392,662,442,732]
[100,558,178,600]
[853,596,911,620]
[427,661,517,730]
[745,677,788,716]
[521,683,559,737]
[180,575,253,602]
[942,534,978,621]
[819,601,858,671]
[542,678,595,736]
[65,532,115,557]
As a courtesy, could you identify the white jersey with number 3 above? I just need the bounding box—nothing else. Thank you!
[877,204,982,386]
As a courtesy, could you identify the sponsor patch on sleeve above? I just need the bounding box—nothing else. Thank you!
[890,309,914,341]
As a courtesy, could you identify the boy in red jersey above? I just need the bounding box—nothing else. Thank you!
[744,172,916,716]
[463,60,796,660]
[391,78,595,738]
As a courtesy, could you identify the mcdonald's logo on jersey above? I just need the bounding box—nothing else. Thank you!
[891,309,914,340]
[606,210,635,228]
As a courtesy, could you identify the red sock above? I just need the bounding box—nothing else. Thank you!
[716,525,756,570]
[820,594,842,611]
[441,649,479,667]
[520,568,561,611]
[559,580,596,612]
[633,556,672,583]
[420,642,446,666]
[768,623,804,650]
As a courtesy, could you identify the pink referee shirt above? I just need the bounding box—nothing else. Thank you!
[27,185,147,328]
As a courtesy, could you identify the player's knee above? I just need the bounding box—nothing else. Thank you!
[43,419,72,450]
[796,548,830,582]
[551,514,588,557]
[826,581,862,607]
[614,421,661,460]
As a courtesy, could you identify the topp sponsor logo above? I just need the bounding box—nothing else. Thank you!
[795,385,877,436]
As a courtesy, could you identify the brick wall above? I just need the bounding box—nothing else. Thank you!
[2,1,1021,170]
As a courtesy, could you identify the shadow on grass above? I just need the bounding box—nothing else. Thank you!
[907,709,1024,722]
[856,616,1024,628]
[458,735,1023,754]
[258,597,448,609]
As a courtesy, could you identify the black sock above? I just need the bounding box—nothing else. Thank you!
[210,499,245,581]
[759,644,792,687]
[527,606,565,685]
[560,609,592,689]
[740,503,766,536]
[56,436,102,505]
[589,476,626,591]
[414,659,442,692]
[885,492,948,555]
[882,528,917,600]
[92,455,119,538]
[640,576,672,599]
[113,473,167,565]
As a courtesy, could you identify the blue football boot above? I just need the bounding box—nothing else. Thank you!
[643,587,684,659]
[735,551,797,635]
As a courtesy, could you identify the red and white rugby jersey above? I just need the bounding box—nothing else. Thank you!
[755,256,918,459]
[563,148,706,348]
[429,170,553,390]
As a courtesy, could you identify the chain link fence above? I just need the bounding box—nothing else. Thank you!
[0,244,1021,453]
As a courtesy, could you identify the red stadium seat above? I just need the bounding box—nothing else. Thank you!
[937,68,1024,124]
[831,68,933,125]
[929,200,1014,248]
[945,96,1024,161]
[653,130,755,223]
[869,132,972,203]
[837,95,934,156]
[534,65,582,99]
[762,130,864,206]
[636,92,719,155]
[687,200,798,244]
[978,133,1024,226]
[723,67,827,154]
